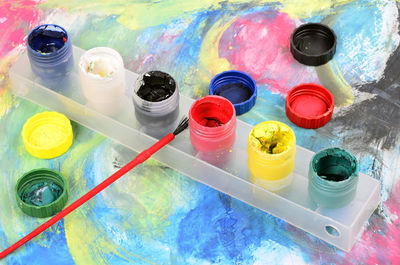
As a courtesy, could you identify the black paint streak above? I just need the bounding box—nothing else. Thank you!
[330,20,400,151]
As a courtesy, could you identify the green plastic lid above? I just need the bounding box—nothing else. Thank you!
[15,168,68,218]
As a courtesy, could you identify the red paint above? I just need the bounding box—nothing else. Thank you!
[218,11,319,94]
[189,95,236,153]
[285,83,334,129]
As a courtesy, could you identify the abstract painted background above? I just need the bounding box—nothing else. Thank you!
[1,0,400,264]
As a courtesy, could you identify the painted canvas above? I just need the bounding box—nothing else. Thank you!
[0,0,399,264]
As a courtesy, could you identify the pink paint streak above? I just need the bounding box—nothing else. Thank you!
[0,0,44,57]
[218,11,319,95]
[344,180,400,264]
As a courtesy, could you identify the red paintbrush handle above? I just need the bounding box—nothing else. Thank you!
[0,133,175,260]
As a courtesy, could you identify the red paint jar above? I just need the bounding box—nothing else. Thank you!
[189,96,236,163]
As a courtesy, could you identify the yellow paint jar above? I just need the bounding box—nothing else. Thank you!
[22,111,73,159]
[247,121,296,191]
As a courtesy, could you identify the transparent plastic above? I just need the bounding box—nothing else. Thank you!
[9,46,381,251]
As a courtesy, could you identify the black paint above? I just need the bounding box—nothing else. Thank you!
[330,29,400,152]
[215,83,252,104]
[137,71,176,102]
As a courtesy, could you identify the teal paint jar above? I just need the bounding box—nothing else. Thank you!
[308,147,359,208]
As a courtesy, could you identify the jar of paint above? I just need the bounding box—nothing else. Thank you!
[247,121,296,191]
[79,47,125,115]
[308,147,359,208]
[27,24,73,80]
[132,71,180,138]
[15,168,68,218]
[189,95,236,164]
[209,70,257,115]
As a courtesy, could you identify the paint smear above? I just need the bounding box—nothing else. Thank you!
[41,0,355,30]
[203,11,320,95]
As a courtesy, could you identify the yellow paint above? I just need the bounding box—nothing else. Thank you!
[86,59,115,77]
[22,111,73,159]
[249,122,295,154]
[0,90,15,119]
[61,134,158,265]
[42,0,355,30]
[316,59,354,106]
[247,121,296,188]
[198,16,236,77]
[279,0,354,19]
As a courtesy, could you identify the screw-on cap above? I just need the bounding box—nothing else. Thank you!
[22,111,73,159]
[15,168,68,218]
[290,23,337,66]
[286,83,334,129]
[209,70,257,115]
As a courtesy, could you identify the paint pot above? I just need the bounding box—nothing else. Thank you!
[22,111,73,159]
[286,83,334,129]
[247,121,296,191]
[309,147,359,208]
[189,95,236,164]
[290,23,337,66]
[27,24,73,81]
[132,71,180,138]
[209,70,257,115]
[16,168,68,218]
[79,47,125,115]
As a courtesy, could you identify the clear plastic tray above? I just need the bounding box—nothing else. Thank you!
[9,46,381,251]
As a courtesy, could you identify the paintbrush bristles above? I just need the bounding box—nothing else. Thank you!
[173,116,189,136]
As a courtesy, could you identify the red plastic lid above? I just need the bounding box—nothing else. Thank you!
[285,83,334,129]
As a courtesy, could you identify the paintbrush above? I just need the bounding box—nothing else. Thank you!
[0,117,189,260]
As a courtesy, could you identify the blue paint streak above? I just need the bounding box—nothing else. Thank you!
[6,220,75,265]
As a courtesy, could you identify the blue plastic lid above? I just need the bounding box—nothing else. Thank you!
[209,70,257,115]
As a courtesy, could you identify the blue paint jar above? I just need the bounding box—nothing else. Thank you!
[209,70,257,115]
[27,24,73,81]
[308,147,359,208]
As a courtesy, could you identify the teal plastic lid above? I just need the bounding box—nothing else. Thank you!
[15,168,68,218]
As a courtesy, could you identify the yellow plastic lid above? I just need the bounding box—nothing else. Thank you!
[22,111,73,159]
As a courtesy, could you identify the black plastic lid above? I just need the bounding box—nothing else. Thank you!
[290,23,337,66]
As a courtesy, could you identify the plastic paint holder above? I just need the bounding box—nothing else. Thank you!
[10,45,381,251]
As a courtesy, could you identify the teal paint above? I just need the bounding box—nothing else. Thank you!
[308,147,359,208]
[20,181,63,207]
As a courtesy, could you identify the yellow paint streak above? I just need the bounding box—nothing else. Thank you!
[61,134,109,265]
[61,135,158,264]
[0,90,15,119]
[279,0,354,19]
[316,59,354,106]
[102,159,174,239]
[198,16,236,78]
[42,0,355,30]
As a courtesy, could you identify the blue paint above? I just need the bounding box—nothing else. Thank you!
[177,187,300,263]
[27,24,73,83]
[330,0,399,84]
[7,220,74,265]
